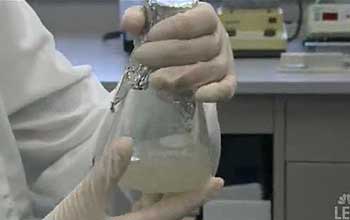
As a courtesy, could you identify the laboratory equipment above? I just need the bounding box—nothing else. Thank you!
[96,0,219,194]
[216,1,288,58]
[304,0,350,50]
[279,52,350,73]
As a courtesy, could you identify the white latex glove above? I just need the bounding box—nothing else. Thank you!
[123,178,223,220]
[122,2,237,102]
[44,137,224,220]
[44,137,133,220]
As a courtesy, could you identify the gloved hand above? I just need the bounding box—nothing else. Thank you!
[44,137,133,220]
[123,178,223,220]
[122,2,237,102]
[44,137,224,220]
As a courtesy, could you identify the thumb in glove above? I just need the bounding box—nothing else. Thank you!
[44,137,133,220]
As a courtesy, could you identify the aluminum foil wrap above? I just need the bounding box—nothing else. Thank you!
[145,0,198,28]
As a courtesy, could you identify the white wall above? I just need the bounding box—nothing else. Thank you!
[29,0,315,36]
[30,1,120,34]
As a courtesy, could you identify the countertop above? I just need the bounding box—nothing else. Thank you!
[55,33,350,95]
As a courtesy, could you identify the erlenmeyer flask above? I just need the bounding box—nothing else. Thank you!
[100,0,221,193]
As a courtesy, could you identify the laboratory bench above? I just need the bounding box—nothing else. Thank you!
[56,34,350,220]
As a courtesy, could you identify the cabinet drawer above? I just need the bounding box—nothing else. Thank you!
[287,163,350,220]
[217,96,273,134]
[286,96,350,162]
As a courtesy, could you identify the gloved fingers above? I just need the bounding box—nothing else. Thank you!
[93,137,133,193]
[132,194,164,212]
[133,26,222,69]
[44,139,133,220]
[195,72,237,103]
[147,2,218,41]
[149,26,229,93]
[120,2,217,40]
[121,6,145,36]
[161,193,201,217]
[194,31,236,102]
[116,177,224,220]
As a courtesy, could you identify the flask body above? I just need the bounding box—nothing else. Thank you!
[105,0,220,193]
[114,88,215,193]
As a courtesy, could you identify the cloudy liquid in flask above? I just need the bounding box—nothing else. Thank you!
[119,133,212,193]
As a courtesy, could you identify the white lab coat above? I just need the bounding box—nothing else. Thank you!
[0,1,220,220]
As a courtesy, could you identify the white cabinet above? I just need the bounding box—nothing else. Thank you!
[286,96,350,162]
[287,163,350,220]
[218,96,274,134]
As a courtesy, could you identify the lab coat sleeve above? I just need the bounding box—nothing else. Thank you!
[0,0,132,218]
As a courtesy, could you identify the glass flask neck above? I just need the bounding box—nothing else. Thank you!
[110,0,198,112]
